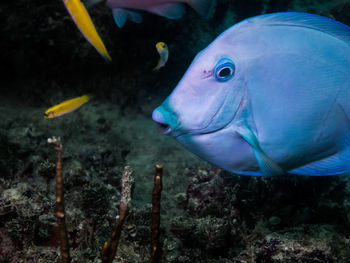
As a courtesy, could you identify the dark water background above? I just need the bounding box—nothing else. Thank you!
[1,0,350,262]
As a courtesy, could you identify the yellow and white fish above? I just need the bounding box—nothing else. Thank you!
[62,0,112,62]
[44,94,92,119]
[153,42,169,71]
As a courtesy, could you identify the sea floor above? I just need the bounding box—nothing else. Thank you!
[1,94,350,262]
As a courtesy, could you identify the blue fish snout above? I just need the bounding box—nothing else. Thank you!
[152,106,173,135]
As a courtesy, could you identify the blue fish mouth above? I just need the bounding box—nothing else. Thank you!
[156,121,171,134]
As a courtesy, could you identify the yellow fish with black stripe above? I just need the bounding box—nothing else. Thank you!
[44,94,92,119]
[63,0,112,62]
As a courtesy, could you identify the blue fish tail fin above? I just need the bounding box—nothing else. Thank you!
[112,8,142,28]
[188,0,216,18]
[85,0,103,8]
[146,3,186,19]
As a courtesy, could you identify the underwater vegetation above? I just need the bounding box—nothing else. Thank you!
[2,0,350,262]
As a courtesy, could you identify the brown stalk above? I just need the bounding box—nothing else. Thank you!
[101,166,133,263]
[149,164,163,263]
[48,137,70,263]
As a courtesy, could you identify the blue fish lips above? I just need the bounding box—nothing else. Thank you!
[152,104,180,135]
[152,101,214,137]
[152,106,171,135]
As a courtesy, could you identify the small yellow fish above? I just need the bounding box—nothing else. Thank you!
[153,42,169,72]
[44,94,92,119]
[63,0,112,62]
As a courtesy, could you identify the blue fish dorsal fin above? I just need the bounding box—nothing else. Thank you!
[112,8,142,28]
[146,3,186,19]
[244,12,350,45]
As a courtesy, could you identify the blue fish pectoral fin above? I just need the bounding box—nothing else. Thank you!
[188,0,216,18]
[236,126,285,177]
[112,8,142,28]
[254,149,285,177]
[146,3,186,19]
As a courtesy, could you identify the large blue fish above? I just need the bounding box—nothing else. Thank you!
[152,12,350,176]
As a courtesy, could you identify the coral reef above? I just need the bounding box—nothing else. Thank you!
[101,166,133,263]
[167,170,350,262]
[48,137,70,262]
[149,165,163,263]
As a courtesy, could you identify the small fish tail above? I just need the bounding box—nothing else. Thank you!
[101,52,112,63]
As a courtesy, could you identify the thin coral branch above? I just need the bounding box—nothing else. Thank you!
[149,164,163,263]
[48,137,70,263]
[162,238,169,263]
[101,166,133,263]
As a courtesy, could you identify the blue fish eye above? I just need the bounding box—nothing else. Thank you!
[215,59,235,82]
